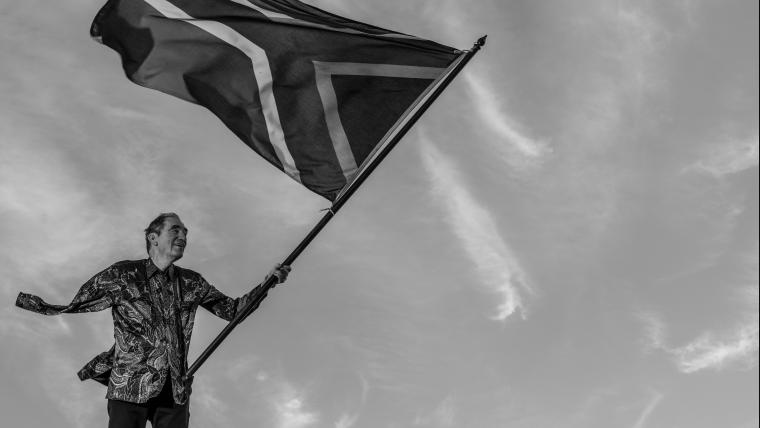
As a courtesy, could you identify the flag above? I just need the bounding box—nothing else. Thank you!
[92,0,462,200]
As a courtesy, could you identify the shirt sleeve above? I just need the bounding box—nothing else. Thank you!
[198,277,268,322]
[15,265,121,315]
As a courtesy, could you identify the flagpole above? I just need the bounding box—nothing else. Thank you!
[185,35,487,379]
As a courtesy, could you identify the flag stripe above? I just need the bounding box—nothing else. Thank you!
[312,64,358,180]
[228,0,292,20]
[229,0,419,40]
[314,62,447,78]
[332,53,465,203]
[313,62,447,181]
[143,0,301,182]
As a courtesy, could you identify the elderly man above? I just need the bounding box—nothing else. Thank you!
[16,212,289,428]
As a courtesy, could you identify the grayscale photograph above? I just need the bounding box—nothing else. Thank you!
[1,0,757,427]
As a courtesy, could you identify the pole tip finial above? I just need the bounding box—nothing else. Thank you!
[470,35,487,53]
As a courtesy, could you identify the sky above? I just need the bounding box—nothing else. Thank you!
[0,0,758,427]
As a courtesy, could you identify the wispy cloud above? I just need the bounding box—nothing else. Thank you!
[0,307,71,342]
[39,353,99,428]
[334,413,359,428]
[673,323,758,373]
[685,133,759,177]
[688,247,756,372]
[0,109,210,297]
[640,240,758,375]
[222,355,319,428]
[566,387,618,427]
[464,71,551,170]
[0,142,118,292]
[332,373,368,428]
[273,389,319,428]
[419,136,534,320]
[192,376,233,427]
[631,390,664,428]
[413,395,456,427]
[676,254,758,372]
[639,282,759,373]
[639,312,667,352]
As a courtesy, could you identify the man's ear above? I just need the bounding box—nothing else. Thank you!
[149,232,159,246]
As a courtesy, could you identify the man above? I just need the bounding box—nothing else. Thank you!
[15,212,289,428]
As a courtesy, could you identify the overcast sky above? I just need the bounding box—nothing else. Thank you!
[1,0,758,427]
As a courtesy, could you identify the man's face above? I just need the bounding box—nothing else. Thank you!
[153,216,188,261]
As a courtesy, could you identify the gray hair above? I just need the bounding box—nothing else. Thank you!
[144,212,180,254]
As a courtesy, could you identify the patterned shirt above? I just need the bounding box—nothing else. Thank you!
[15,259,265,405]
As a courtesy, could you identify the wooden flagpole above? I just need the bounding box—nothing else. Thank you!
[185,36,487,379]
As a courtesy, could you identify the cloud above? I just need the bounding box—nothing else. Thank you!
[192,376,232,427]
[221,356,319,428]
[641,311,759,373]
[413,395,456,427]
[673,323,758,373]
[39,353,100,427]
[0,141,118,291]
[685,133,759,177]
[0,104,212,296]
[334,413,359,428]
[639,312,667,352]
[678,248,758,373]
[274,392,319,428]
[419,136,534,321]
[463,71,551,170]
[639,240,759,374]
[0,307,71,342]
[638,284,759,373]
[552,0,671,149]
[332,373,368,428]
[631,390,664,428]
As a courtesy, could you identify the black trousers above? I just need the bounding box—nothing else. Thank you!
[107,378,189,428]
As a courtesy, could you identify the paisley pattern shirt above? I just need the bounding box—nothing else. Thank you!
[15,259,265,405]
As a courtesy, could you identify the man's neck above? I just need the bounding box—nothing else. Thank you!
[149,253,176,271]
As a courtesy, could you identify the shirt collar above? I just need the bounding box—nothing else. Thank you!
[146,258,176,281]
